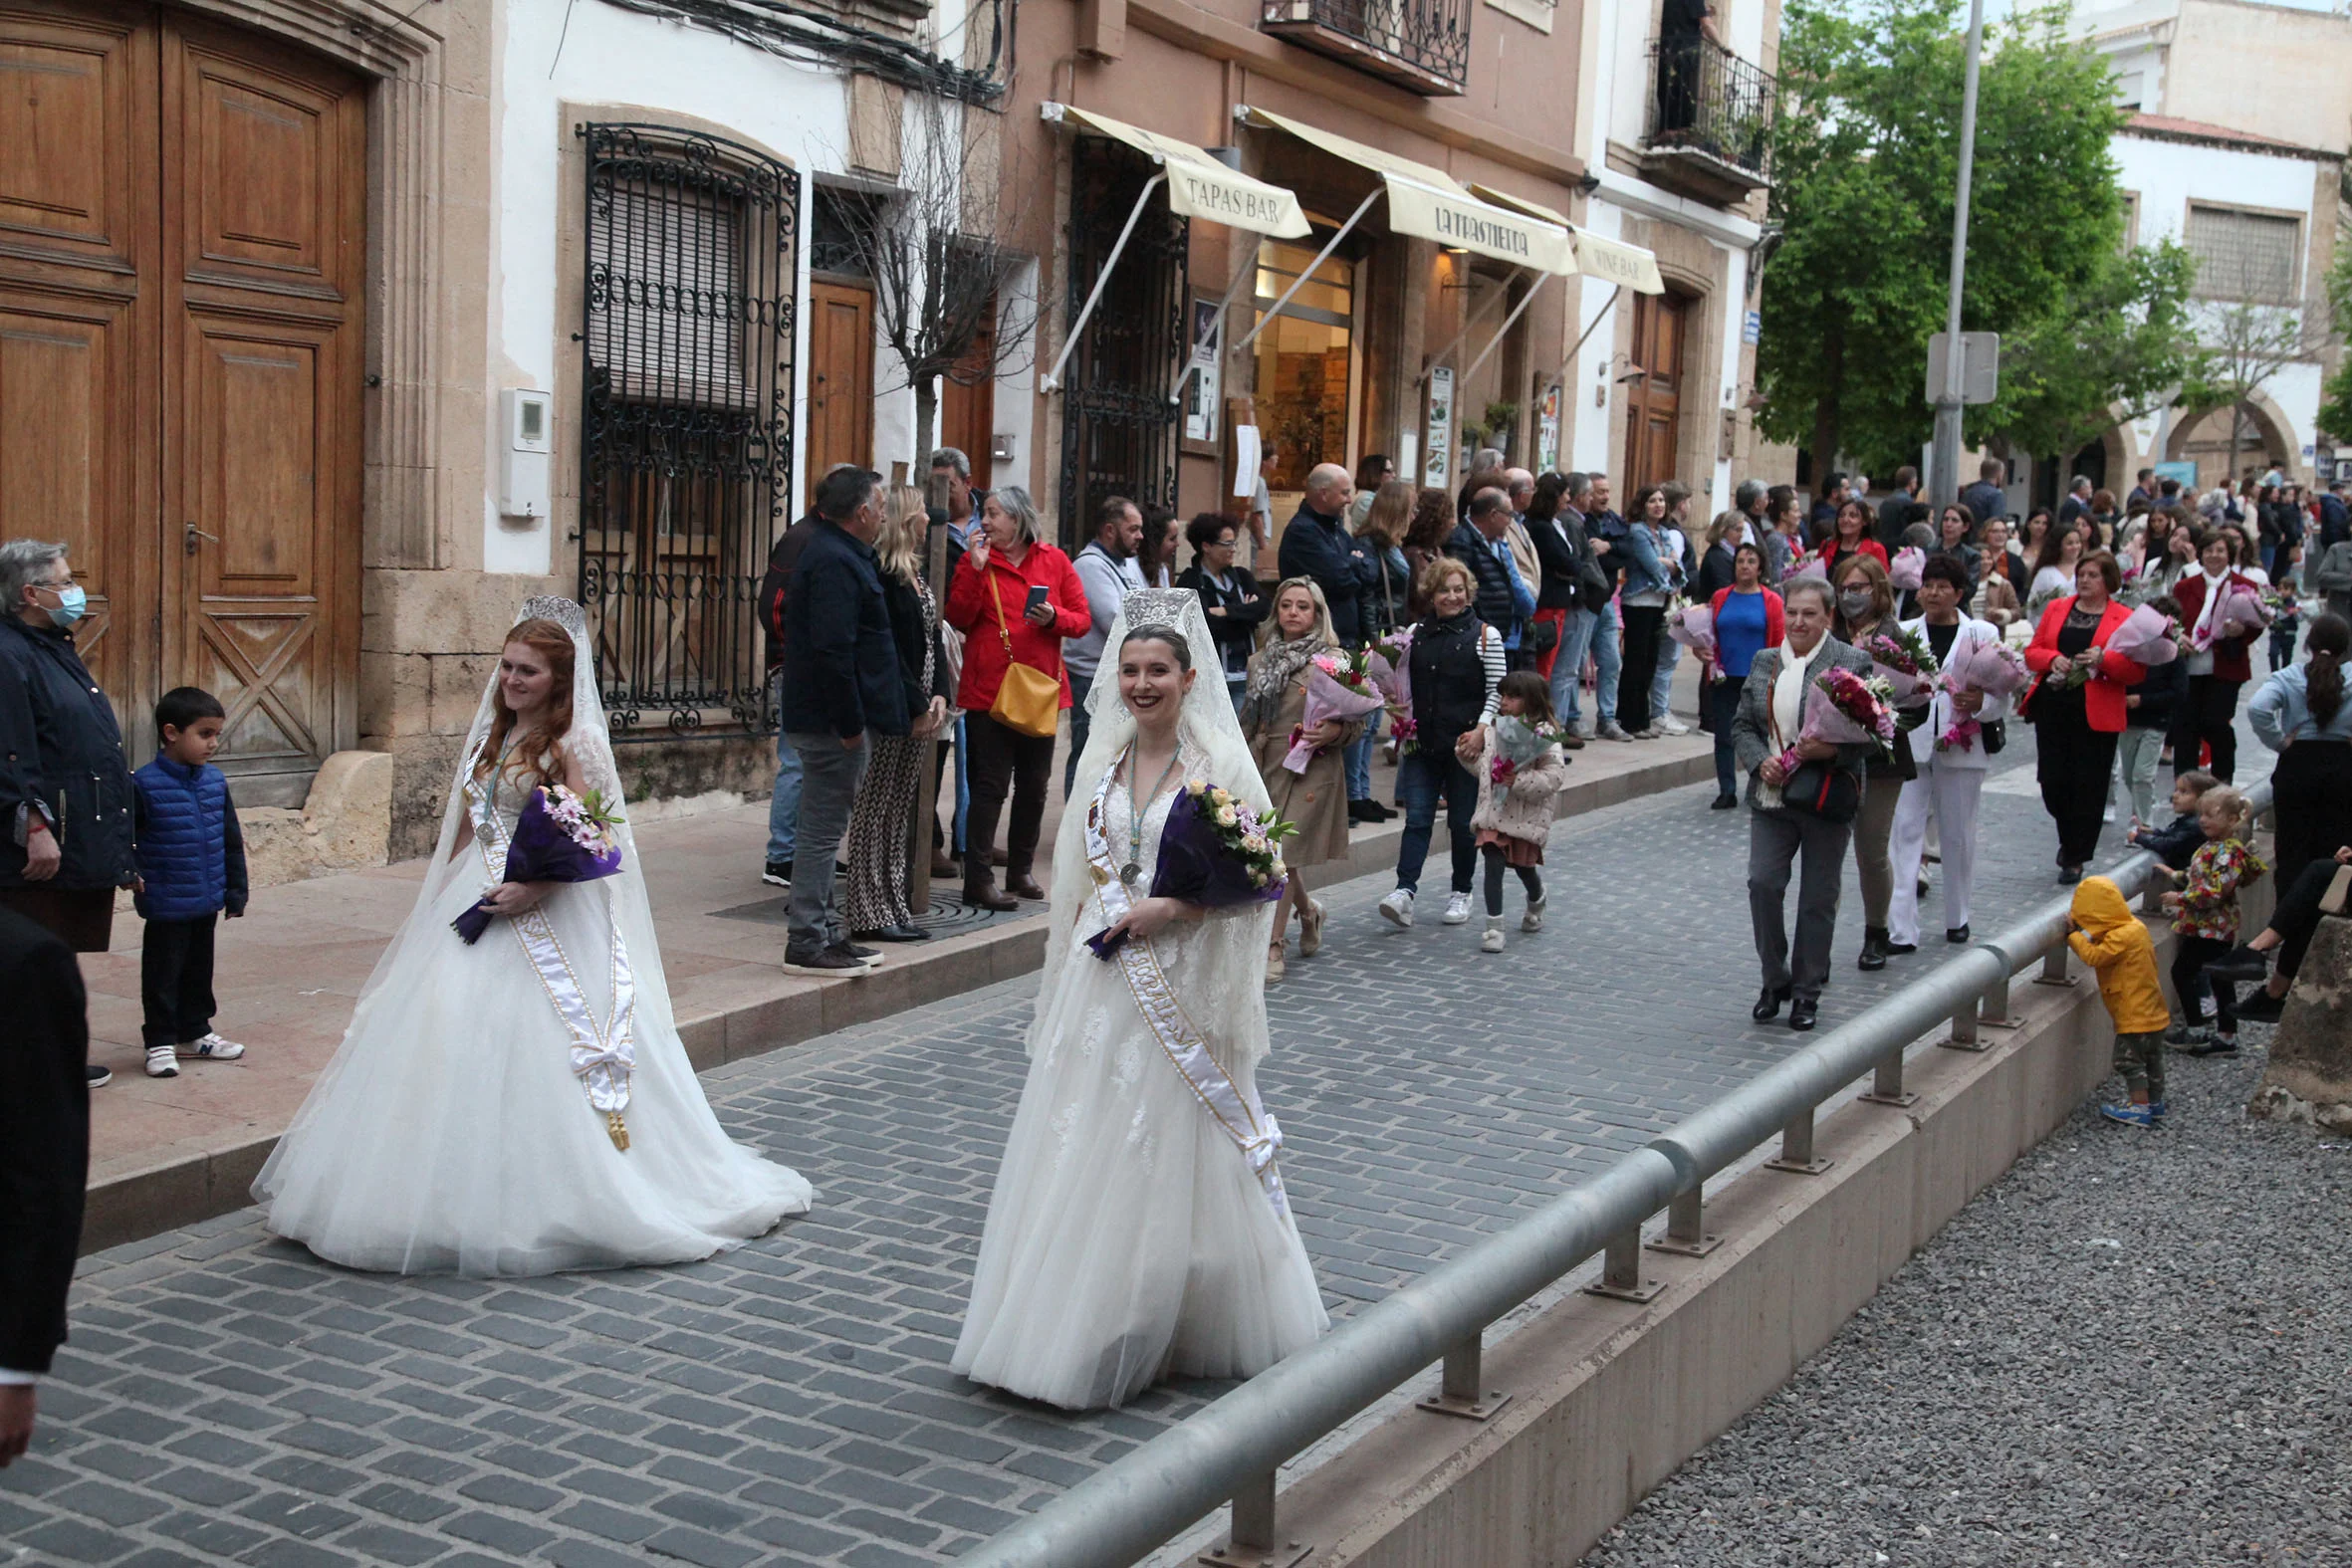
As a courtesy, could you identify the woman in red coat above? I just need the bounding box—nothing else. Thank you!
[2022,552,2147,882]
[2168,528,2263,783]
[944,487,1090,910]
[1816,498,1890,575]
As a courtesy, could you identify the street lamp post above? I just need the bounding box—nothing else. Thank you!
[1930,0,1986,505]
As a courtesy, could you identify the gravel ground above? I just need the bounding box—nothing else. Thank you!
[1584,1023,2352,1568]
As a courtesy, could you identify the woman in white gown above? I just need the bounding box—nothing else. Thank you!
[255,599,812,1275]
[953,589,1327,1410]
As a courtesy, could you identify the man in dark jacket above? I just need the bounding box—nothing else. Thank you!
[1447,488,1535,662]
[778,466,906,975]
[0,902,90,1464]
[1876,467,1922,548]
[1530,475,1604,747]
[757,466,862,889]
[1277,464,1378,647]
[0,542,137,991]
[1960,457,2007,529]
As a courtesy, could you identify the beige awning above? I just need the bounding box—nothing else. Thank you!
[1471,183,1666,294]
[1238,107,1575,275]
[1044,103,1309,238]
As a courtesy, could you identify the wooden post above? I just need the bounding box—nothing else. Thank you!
[908,497,953,918]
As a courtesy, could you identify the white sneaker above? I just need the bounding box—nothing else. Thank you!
[144,1045,180,1079]
[1443,891,1472,925]
[175,1033,246,1061]
[1378,888,1415,927]
[1654,715,1692,736]
[1481,921,1505,954]
[1522,894,1546,934]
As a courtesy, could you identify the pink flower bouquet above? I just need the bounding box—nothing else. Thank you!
[1283,649,1386,774]
[1863,624,1941,708]
[1784,557,1829,584]
[1936,638,2028,752]
[1370,629,1415,744]
[2213,582,2272,641]
[1888,547,1926,591]
[1667,602,1718,666]
[2102,602,2183,668]
[1770,666,1897,782]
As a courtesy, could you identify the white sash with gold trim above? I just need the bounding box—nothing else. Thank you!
[1085,768,1290,1218]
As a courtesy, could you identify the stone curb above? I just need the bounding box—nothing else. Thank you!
[82,745,1717,1253]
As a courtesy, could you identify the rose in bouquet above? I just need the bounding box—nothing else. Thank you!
[1766,667,1896,797]
[1087,782,1293,960]
[1888,546,1926,591]
[452,783,625,944]
[1487,713,1563,787]
[1283,649,1388,774]
[1863,624,1941,709]
[1668,602,1718,668]
[1936,639,2027,752]
[2102,602,2183,669]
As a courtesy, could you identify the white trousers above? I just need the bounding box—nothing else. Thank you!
[1889,763,1984,946]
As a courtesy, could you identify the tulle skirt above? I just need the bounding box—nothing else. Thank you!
[952,920,1326,1410]
[254,867,813,1275]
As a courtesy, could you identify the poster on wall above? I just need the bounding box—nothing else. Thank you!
[1426,366,1455,491]
[1184,298,1222,444]
[1536,383,1561,473]
[1232,424,1262,500]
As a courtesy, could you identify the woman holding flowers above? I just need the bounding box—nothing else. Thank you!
[2023,552,2149,883]
[1245,578,1367,982]
[1888,555,2015,954]
[955,592,1325,1410]
[1379,558,1507,930]
[1832,555,1917,971]
[257,605,812,1275]
[2171,528,2266,783]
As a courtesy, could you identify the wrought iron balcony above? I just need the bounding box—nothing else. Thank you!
[1641,35,1775,204]
[1260,0,1470,98]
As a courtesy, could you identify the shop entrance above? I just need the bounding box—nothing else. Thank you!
[1252,239,1360,498]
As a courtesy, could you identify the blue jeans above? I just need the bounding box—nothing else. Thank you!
[1551,606,1597,728]
[1394,749,1479,896]
[1592,600,1621,724]
[785,732,869,954]
[1651,631,1681,723]
[1345,710,1377,801]
[767,677,804,863]
[1063,668,1093,797]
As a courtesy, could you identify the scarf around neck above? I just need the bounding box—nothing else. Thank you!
[1247,632,1328,731]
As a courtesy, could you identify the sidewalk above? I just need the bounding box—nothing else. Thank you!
[78,722,1716,1249]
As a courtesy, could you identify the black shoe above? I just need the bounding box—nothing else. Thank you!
[2235,990,2285,1022]
[1752,985,1791,1022]
[87,1062,112,1088]
[1711,791,1739,810]
[1787,998,1819,1031]
[762,859,793,888]
[784,946,867,976]
[1347,798,1376,824]
[2186,1036,2239,1057]
[1884,941,1919,957]
[836,941,882,965]
[2204,944,2270,983]
[1367,800,1396,821]
[1946,925,1971,944]
[1006,874,1047,901]
[965,880,1019,912]
[1858,927,1889,971]
[2058,864,2083,885]
[852,924,930,943]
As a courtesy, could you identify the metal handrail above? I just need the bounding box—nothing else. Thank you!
[959,779,2271,1568]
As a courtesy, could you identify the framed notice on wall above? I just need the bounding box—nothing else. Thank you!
[1426,365,1455,491]
[1184,296,1222,448]
[1536,383,1561,473]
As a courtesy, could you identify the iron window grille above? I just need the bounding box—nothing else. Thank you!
[2184,204,2301,306]
[1260,0,1471,95]
[581,122,800,742]
[1644,35,1775,183]
[1057,136,1189,552]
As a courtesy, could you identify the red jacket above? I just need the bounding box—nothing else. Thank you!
[2023,596,2148,733]
[2169,569,2262,683]
[1818,538,1890,572]
[1707,584,1784,677]
[944,543,1091,712]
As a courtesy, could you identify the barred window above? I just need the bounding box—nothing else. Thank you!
[2184,203,2300,306]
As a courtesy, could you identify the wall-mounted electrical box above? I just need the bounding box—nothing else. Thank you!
[499,388,553,520]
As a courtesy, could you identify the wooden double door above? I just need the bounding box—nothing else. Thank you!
[0,0,363,801]
[1620,288,1689,495]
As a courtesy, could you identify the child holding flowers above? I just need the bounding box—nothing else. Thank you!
[1244,577,1364,982]
[2157,784,2266,1054]
[1467,672,1571,953]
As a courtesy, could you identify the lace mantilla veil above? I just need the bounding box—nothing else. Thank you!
[1028,586,1277,1061]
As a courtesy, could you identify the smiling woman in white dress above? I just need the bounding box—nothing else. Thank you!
[254,598,812,1275]
[953,588,1327,1411]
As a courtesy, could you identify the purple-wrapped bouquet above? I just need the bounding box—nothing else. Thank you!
[453,783,625,944]
[1088,782,1292,961]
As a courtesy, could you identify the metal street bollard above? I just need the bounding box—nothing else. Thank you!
[1416,1330,1512,1422]
[1939,992,1987,1054]
[2034,941,2075,988]
[1979,960,2018,1028]
[1647,1184,1722,1257]
[1861,1043,1923,1104]
[1585,1225,1665,1302]
[1764,1103,1833,1175]
[1197,1469,1309,1568]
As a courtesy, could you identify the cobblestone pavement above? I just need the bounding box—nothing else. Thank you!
[2,736,2267,1568]
[1582,1031,2352,1568]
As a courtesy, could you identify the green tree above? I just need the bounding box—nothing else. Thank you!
[1757,0,2185,480]
[2319,242,2352,443]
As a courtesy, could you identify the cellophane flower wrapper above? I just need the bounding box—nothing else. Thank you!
[1864,625,1941,708]
[1488,714,1562,786]
[2214,583,2272,640]
[1370,629,1414,738]
[1283,656,1388,774]
[1938,640,2027,750]
[1087,784,1289,961]
[1888,547,1926,591]
[452,784,624,944]
[1784,557,1829,583]
[1767,668,1896,783]
[2102,603,2182,668]
[1667,602,1718,666]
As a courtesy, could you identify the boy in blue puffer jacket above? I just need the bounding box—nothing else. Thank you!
[131,688,248,1079]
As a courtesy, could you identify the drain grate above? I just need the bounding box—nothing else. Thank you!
[707,885,1025,938]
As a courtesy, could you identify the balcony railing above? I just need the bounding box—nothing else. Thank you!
[1260,0,1470,97]
[1642,35,1775,201]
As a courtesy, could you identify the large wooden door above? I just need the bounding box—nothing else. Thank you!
[1621,289,1688,493]
[0,1,360,801]
[940,293,995,478]
[806,278,873,508]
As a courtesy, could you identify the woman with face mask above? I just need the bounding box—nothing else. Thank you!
[1831,555,1917,969]
[0,542,138,986]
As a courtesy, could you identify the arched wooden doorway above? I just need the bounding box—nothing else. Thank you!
[0,0,364,801]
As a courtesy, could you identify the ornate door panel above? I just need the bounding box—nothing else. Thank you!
[1621,288,1687,494]
[0,0,157,707]
[805,278,874,509]
[161,14,362,802]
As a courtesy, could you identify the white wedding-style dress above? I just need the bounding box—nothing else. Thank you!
[254,598,811,1275]
[953,589,1326,1411]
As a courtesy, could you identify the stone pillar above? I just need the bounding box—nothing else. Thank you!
[2246,918,2352,1131]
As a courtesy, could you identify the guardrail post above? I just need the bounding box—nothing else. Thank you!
[1979,960,2019,1028]
[1860,1043,1922,1104]
[1197,1470,1309,1568]
[2033,942,2075,989]
[1646,1184,1722,1257]
[1415,1332,1512,1422]
[1939,991,1988,1054]
[1585,1225,1666,1302]
[2141,880,2166,916]
[1764,1104,1833,1175]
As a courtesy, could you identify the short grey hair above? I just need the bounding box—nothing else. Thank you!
[929,446,971,481]
[1782,575,1835,614]
[990,485,1042,545]
[0,540,70,609]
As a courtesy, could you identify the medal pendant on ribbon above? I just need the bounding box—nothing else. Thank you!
[1119,861,1142,886]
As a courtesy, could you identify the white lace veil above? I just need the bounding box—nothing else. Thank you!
[1028,586,1276,1059]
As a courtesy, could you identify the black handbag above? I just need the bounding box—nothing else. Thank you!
[1981,717,2007,755]
[1779,760,1861,823]
[1526,615,1559,656]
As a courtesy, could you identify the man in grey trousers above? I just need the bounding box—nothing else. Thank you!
[1732,576,1879,1031]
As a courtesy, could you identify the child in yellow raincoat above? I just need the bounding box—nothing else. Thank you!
[2067,875,2171,1127]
